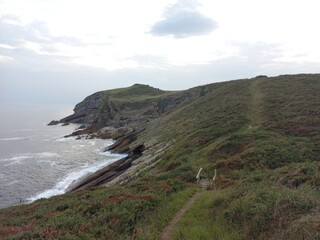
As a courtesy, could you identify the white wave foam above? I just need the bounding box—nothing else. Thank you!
[2,156,31,162]
[54,136,77,142]
[72,145,85,149]
[27,152,126,202]
[38,160,57,166]
[3,156,30,166]
[36,152,60,158]
[0,137,29,141]
[1,152,61,166]
[94,148,125,159]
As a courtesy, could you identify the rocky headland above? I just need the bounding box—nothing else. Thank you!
[57,83,215,191]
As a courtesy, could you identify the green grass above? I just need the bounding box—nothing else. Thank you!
[224,182,320,239]
[1,74,320,239]
[136,186,198,240]
[0,180,186,239]
[174,183,320,240]
[173,190,242,240]
[107,83,178,102]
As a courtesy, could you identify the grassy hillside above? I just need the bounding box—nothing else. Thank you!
[1,74,320,239]
[106,83,176,102]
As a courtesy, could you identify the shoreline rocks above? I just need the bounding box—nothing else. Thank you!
[67,129,145,192]
[47,120,59,126]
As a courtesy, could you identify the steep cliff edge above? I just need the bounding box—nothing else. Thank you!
[59,83,213,129]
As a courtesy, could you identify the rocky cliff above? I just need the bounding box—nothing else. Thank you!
[59,83,212,129]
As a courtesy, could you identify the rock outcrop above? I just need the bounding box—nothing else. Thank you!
[67,128,144,192]
[59,91,113,125]
[59,84,211,129]
[48,120,59,126]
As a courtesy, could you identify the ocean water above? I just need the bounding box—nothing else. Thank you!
[0,104,125,209]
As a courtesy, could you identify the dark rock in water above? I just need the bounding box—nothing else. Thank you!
[86,135,94,139]
[48,120,59,126]
[106,129,139,154]
[77,125,87,130]
[67,156,132,192]
[61,123,70,126]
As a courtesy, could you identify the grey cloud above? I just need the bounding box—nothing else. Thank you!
[0,15,84,52]
[0,15,86,72]
[150,0,217,38]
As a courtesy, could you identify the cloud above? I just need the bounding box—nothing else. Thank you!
[0,15,84,57]
[0,14,88,72]
[2,41,319,105]
[150,0,217,38]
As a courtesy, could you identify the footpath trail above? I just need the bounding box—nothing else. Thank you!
[248,79,264,129]
[161,191,201,240]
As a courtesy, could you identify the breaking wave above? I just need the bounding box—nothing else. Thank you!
[27,149,126,202]
[0,137,30,141]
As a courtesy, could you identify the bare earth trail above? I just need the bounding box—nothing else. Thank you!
[161,191,201,240]
[248,79,264,129]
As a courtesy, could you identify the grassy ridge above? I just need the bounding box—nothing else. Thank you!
[106,83,177,102]
[1,74,320,239]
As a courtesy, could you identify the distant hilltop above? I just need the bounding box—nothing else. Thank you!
[59,82,208,128]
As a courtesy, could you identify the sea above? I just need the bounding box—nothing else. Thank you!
[0,104,126,209]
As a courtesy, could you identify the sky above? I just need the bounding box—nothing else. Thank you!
[1,0,320,104]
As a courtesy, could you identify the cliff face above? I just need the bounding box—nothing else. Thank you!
[60,84,211,128]
[60,91,112,124]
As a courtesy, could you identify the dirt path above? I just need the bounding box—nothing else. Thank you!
[248,79,264,129]
[161,192,201,240]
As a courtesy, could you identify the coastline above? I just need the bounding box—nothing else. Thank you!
[0,132,127,209]
[28,146,127,202]
[28,124,140,202]
[65,127,143,192]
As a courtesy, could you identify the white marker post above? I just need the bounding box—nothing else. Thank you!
[212,169,217,190]
[196,167,202,184]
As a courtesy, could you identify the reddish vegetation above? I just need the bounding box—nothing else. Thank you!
[196,136,210,145]
[0,220,36,238]
[266,122,313,137]
[38,226,63,239]
[142,181,172,192]
[78,223,91,233]
[166,162,181,171]
[160,183,170,190]
[108,194,153,203]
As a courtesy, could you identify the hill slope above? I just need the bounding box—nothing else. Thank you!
[60,83,209,128]
[1,74,320,239]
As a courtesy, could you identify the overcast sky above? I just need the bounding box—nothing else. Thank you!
[1,0,320,104]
